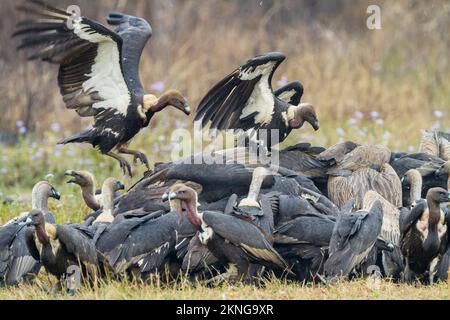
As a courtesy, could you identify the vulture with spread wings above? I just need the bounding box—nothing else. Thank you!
[194,52,319,149]
[14,0,191,176]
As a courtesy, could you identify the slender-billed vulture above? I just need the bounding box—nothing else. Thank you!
[14,1,190,176]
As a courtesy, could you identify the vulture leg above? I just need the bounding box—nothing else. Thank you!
[118,147,150,169]
[107,152,132,177]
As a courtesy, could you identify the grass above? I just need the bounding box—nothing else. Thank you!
[0,275,449,300]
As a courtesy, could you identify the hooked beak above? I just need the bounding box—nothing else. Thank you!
[64,170,77,184]
[25,217,32,226]
[162,192,178,202]
[310,120,319,131]
[51,189,61,200]
[172,103,191,116]
[117,182,126,191]
[435,167,445,178]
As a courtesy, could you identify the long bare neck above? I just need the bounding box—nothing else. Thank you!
[150,95,170,113]
[408,172,423,205]
[101,185,115,212]
[32,188,49,212]
[426,196,441,226]
[81,183,100,211]
[185,198,202,230]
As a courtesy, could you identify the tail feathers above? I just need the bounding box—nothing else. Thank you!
[58,130,93,145]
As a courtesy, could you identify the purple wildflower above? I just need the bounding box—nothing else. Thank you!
[354,111,364,119]
[347,118,358,126]
[151,81,165,93]
[434,110,443,119]
[16,120,25,128]
[19,127,27,134]
[375,119,384,125]
[277,76,288,88]
[370,111,380,118]
[50,123,61,133]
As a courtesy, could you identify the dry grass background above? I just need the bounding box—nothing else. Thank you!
[0,0,450,299]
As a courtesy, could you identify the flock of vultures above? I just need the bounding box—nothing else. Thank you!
[1,1,449,293]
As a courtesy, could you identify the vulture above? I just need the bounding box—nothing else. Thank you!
[419,130,450,161]
[194,52,319,149]
[400,188,450,284]
[391,153,446,201]
[0,181,59,286]
[162,183,289,282]
[65,170,124,213]
[319,142,402,209]
[362,191,403,280]
[324,200,384,281]
[25,210,99,288]
[91,178,125,225]
[14,0,190,176]
[65,170,102,211]
[94,211,196,278]
[273,208,336,282]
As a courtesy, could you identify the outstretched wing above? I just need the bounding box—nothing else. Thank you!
[194,52,286,132]
[274,81,304,106]
[14,0,131,119]
[107,12,152,95]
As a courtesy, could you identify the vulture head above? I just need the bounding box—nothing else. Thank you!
[162,183,201,226]
[288,103,319,131]
[32,181,61,201]
[102,178,126,195]
[143,89,190,117]
[28,209,56,244]
[435,161,450,178]
[65,170,95,188]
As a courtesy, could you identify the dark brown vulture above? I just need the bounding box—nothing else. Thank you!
[14,0,190,176]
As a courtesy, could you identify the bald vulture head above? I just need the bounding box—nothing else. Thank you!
[143,89,190,116]
[288,103,319,130]
[65,170,95,188]
[162,183,200,224]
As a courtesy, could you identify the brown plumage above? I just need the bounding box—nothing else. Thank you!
[321,143,391,177]
[328,163,402,209]
[419,130,450,161]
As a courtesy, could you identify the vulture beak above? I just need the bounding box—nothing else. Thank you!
[162,192,179,202]
[117,181,126,191]
[25,217,32,226]
[311,120,320,131]
[64,170,77,184]
[435,167,444,178]
[51,188,61,200]
[171,102,191,116]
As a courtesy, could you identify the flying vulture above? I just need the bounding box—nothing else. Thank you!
[14,0,190,176]
[194,52,319,149]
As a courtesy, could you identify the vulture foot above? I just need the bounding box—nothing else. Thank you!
[118,148,150,170]
[107,152,133,177]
